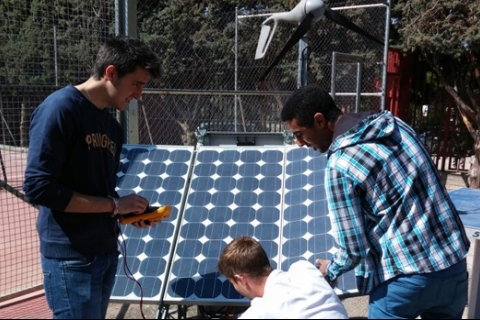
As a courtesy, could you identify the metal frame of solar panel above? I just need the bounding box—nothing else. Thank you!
[110,145,194,303]
[163,145,358,308]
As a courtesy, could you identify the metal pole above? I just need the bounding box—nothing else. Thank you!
[234,8,238,132]
[297,38,307,88]
[53,26,58,86]
[331,52,336,101]
[380,1,391,110]
[355,62,362,112]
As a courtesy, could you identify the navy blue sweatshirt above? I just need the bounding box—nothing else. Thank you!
[23,85,124,258]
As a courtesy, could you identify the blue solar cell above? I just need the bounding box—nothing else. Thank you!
[282,238,308,257]
[239,163,261,176]
[240,150,261,162]
[234,191,257,206]
[221,280,243,299]
[218,150,240,162]
[157,191,183,206]
[256,207,280,223]
[231,207,256,223]
[285,160,308,176]
[196,150,219,162]
[254,224,280,240]
[190,177,215,191]
[230,223,255,236]
[139,257,167,276]
[195,278,223,298]
[183,207,209,223]
[260,162,283,176]
[118,174,141,189]
[285,173,309,189]
[187,191,212,206]
[284,204,308,221]
[198,259,222,276]
[211,191,235,206]
[213,177,236,191]
[139,176,163,190]
[307,200,328,217]
[172,259,200,278]
[258,177,282,191]
[205,224,230,240]
[194,163,217,176]
[175,240,203,258]
[148,148,170,162]
[237,177,259,191]
[307,216,332,235]
[201,240,227,258]
[258,191,280,206]
[162,176,187,191]
[207,207,232,222]
[170,149,195,163]
[284,188,308,205]
[307,233,336,254]
[217,163,238,176]
[166,162,189,176]
[308,170,325,186]
[262,149,284,162]
[180,223,206,239]
[144,162,167,175]
[123,238,146,256]
[283,220,308,238]
[144,239,171,257]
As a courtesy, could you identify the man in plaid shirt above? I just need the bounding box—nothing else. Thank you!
[281,84,470,319]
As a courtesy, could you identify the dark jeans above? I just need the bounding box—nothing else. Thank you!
[41,251,118,319]
[368,259,468,319]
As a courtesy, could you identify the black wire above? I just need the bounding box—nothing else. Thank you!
[115,223,146,319]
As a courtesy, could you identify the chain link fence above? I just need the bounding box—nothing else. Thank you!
[137,1,387,144]
[0,0,387,300]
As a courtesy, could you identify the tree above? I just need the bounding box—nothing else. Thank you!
[392,0,480,188]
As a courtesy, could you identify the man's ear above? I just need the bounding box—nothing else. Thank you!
[104,65,116,80]
[234,274,248,287]
[313,112,327,129]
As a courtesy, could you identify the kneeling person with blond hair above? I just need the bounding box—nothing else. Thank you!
[218,236,348,319]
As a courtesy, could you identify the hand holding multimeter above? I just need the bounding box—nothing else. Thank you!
[119,205,172,225]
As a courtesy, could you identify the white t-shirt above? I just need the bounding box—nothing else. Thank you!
[239,260,348,319]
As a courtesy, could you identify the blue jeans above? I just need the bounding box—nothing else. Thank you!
[41,251,119,319]
[368,259,468,319]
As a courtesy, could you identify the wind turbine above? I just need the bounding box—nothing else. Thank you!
[255,0,384,82]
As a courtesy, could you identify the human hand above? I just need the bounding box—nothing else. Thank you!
[316,258,336,286]
[117,194,149,215]
[132,219,161,229]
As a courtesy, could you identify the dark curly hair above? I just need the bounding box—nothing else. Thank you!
[281,85,342,127]
[92,35,161,80]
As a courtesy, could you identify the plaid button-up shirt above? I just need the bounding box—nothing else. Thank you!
[324,111,470,294]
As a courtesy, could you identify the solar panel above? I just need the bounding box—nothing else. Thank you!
[282,146,357,296]
[110,145,194,302]
[163,145,358,305]
[164,146,285,304]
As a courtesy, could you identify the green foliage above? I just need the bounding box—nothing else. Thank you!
[392,0,480,148]
[0,0,114,86]
[392,0,480,56]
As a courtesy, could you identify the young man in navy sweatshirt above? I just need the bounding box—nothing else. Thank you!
[23,35,161,319]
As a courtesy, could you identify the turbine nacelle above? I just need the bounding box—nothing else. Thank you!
[254,0,384,82]
[256,0,326,60]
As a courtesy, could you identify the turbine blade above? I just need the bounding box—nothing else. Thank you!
[324,6,384,46]
[258,12,314,83]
